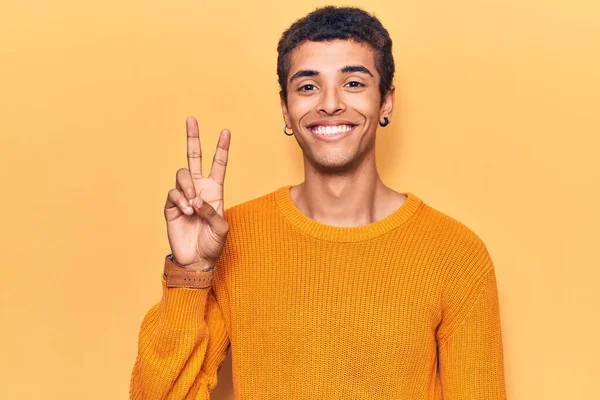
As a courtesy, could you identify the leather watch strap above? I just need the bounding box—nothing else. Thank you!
[164,254,215,289]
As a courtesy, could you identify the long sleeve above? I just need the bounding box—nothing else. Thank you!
[129,260,230,400]
[437,266,507,399]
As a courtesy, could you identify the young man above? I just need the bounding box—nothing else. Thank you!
[130,6,507,399]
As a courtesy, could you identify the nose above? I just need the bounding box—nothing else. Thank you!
[317,86,346,115]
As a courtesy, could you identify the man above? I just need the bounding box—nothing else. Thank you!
[130,6,507,399]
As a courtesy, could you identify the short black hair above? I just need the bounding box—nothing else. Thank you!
[277,6,395,105]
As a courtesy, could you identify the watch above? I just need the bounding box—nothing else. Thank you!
[163,254,215,288]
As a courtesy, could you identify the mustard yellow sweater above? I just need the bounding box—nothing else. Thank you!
[130,185,506,399]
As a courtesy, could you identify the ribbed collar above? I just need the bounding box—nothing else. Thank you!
[274,185,423,242]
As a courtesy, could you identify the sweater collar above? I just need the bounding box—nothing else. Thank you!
[274,185,423,242]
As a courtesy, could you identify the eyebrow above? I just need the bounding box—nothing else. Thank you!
[340,65,374,77]
[289,64,374,83]
[289,69,319,83]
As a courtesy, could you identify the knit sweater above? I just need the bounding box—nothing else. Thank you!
[130,185,506,399]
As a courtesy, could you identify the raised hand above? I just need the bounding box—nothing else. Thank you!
[164,117,231,270]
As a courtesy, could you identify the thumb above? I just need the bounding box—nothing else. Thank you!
[193,197,229,234]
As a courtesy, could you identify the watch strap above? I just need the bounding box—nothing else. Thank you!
[164,254,214,288]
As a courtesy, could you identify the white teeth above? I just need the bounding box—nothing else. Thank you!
[310,125,354,135]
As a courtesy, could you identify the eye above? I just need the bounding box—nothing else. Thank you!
[345,81,364,88]
[299,84,317,92]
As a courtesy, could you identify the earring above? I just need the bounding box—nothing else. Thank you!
[283,124,294,136]
[379,117,390,127]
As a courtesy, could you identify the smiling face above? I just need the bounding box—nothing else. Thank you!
[281,39,394,174]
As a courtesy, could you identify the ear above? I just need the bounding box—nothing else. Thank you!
[280,91,291,127]
[379,85,395,123]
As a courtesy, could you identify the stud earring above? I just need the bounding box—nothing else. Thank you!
[379,117,390,127]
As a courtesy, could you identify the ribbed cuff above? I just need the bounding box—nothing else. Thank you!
[159,274,210,331]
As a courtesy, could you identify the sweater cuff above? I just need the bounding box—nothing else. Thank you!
[159,274,211,331]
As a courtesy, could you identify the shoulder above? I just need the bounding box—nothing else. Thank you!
[412,198,494,279]
[414,201,500,341]
[215,187,283,272]
[410,196,490,252]
[421,202,489,252]
[222,186,283,227]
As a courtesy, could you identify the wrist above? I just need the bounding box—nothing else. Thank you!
[164,254,214,288]
[169,254,215,271]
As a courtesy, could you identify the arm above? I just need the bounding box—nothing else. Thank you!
[130,116,232,398]
[437,265,507,399]
[129,256,230,399]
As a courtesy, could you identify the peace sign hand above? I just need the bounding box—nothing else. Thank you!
[164,117,231,270]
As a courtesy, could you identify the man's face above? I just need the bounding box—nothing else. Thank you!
[281,39,394,173]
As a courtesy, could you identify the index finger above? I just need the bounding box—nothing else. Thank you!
[186,117,203,188]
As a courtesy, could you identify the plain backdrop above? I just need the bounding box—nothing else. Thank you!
[1,0,599,398]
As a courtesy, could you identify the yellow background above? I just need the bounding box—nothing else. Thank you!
[1,0,599,398]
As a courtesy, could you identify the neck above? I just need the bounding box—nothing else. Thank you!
[291,153,405,228]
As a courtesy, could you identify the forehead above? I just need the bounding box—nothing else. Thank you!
[288,39,377,78]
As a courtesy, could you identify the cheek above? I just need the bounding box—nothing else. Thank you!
[286,96,315,121]
[347,95,380,118]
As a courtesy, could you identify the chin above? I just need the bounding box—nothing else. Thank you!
[308,153,360,174]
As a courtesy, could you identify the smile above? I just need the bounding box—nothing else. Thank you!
[309,124,355,135]
[307,124,357,142]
